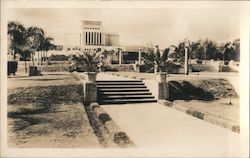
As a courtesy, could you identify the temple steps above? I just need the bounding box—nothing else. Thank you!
[97,80,157,105]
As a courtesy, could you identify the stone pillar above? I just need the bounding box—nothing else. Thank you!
[95,32,97,45]
[86,32,88,45]
[138,49,142,65]
[91,32,92,45]
[158,82,167,100]
[99,32,102,45]
[97,32,99,45]
[119,49,122,65]
[83,82,97,105]
[89,32,91,45]
[85,32,87,45]
[184,47,189,75]
[101,33,105,45]
[154,63,158,74]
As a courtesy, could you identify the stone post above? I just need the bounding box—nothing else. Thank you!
[138,49,142,65]
[184,47,189,75]
[83,72,97,105]
[157,73,168,100]
[154,62,158,74]
[83,82,97,105]
[119,49,122,65]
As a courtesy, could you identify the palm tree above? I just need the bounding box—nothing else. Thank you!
[142,46,171,73]
[76,52,100,72]
[40,36,54,64]
[219,42,234,63]
[8,21,27,60]
[26,26,45,66]
[8,22,50,72]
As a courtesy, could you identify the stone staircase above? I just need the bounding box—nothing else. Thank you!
[97,80,157,105]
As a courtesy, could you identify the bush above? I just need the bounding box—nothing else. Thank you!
[49,54,70,61]
[102,65,118,72]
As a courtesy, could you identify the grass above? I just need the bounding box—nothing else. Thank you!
[7,72,101,148]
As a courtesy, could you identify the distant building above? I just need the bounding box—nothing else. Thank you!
[63,20,152,64]
[63,20,120,52]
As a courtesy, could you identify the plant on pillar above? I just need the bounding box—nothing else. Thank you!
[142,46,172,83]
[73,51,101,83]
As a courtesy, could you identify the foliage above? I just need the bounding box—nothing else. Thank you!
[74,52,100,72]
[8,21,55,72]
[142,46,173,73]
[49,54,70,61]
[169,39,240,62]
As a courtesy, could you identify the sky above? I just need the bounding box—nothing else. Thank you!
[7,7,240,48]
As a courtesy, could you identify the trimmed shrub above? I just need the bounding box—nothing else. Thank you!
[49,54,70,61]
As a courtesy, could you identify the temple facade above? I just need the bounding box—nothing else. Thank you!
[63,20,120,52]
[63,20,151,65]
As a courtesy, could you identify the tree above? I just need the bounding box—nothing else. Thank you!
[220,42,236,62]
[203,39,218,61]
[8,21,54,72]
[75,52,100,72]
[26,26,45,66]
[8,21,27,60]
[40,36,55,64]
[170,42,185,60]
[142,46,172,73]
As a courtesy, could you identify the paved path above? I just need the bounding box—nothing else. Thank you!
[102,103,242,157]
[97,72,137,81]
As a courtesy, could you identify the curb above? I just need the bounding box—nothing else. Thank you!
[158,100,240,133]
[88,102,134,147]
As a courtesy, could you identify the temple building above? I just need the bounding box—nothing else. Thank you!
[64,20,119,52]
[63,20,150,65]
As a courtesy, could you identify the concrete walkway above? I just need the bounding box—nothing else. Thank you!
[102,103,242,157]
[97,73,242,156]
[97,72,138,81]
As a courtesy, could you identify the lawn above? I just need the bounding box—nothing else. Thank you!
[7,72,101,148]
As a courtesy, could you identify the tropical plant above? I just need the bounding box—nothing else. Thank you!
[26,26,45,66]
[142,46,172,73]
[169,42,185,60]
[39,36,55,64]
[219,42,238,62]
[8,21,28,60]
[74,52,100,72]
[8,21,54,72]
[8,21,34,72]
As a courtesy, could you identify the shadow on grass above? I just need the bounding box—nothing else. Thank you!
[8,84,84,133]
[168,80,215,101]
[8,107,53,131]
[7,106,69,131]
